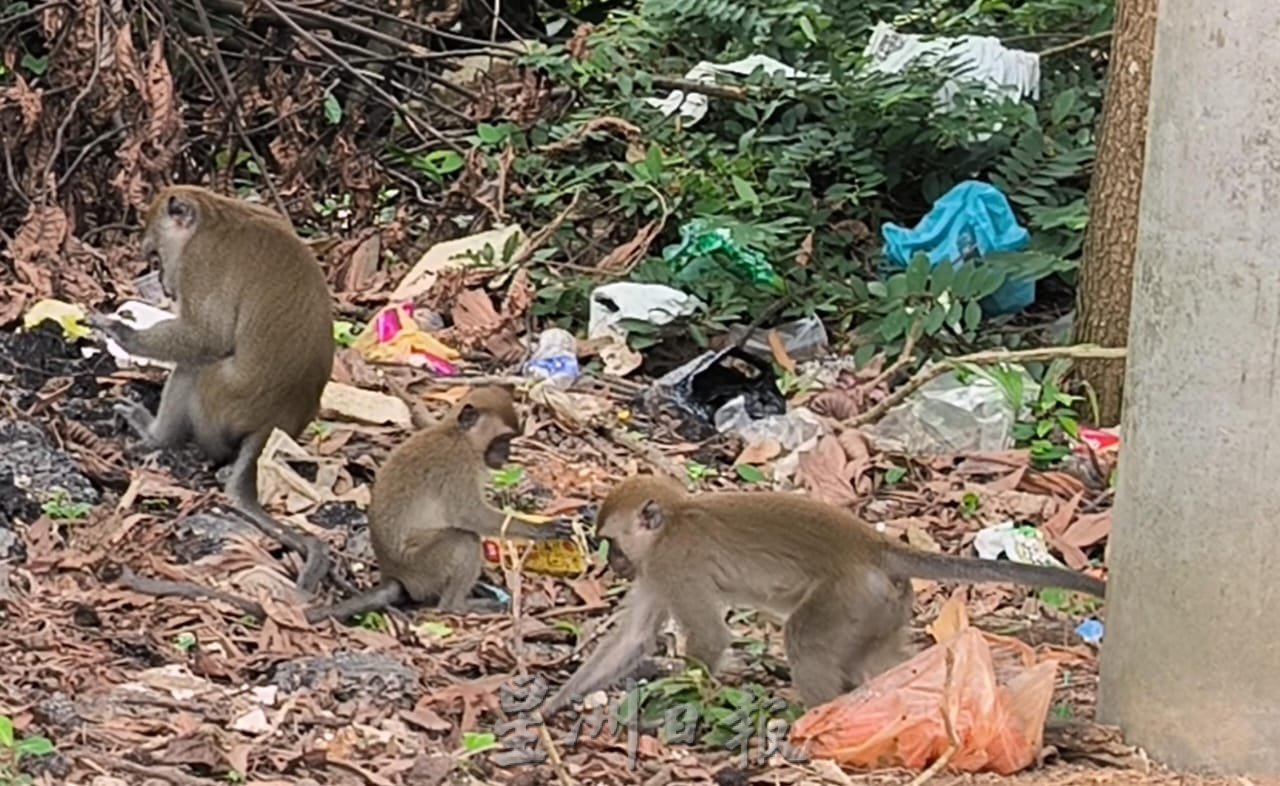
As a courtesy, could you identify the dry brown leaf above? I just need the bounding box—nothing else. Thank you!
[596,220,662,273]
[1042,491,1082,539]
[796,230,814,268]
[807,389,861,420]
[767,329,797,373]
[796,435,859,506]
[735,438,781,465]
[1060,511,1111,549]
[837,428,872,463]
[2,73,42,139]
[12,203,67,270]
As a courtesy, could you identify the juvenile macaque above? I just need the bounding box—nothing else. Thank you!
[542,475,1106,715]
[91,186,334,591]
[307,386,572,622]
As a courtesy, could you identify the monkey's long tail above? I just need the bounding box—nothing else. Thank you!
[884,547,1107,598]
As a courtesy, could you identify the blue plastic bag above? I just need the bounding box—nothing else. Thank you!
[881,181,1033,315]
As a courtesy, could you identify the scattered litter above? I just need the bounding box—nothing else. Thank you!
[525,327,580,388]
[132,270,167,303]
[1075,426,1120,456]
[868,366,1038,454]
[351,302,459,374]
[482,510,586,576]
[792,595,1056,775]
[863,22,1040,110]
[715,401,825,452]
[645,54,813,124]
[882,181,1034,315]
[973,520,1065,568]
[320,381,413,428]
[23,298,91,341]
[84,300,177,368]
[588,282,702,376]
[230,707,272,734]
[663,219,786,294]
[644,346,786,440]
[727,315,829,363]
[1076,618,1104,645]
[390,224,525,302]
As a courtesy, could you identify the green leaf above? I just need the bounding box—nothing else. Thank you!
[885,466,907,485]
[323,93,342,125]
[731,174,759,205]
[1050,88,1079,125]
[736,465,766,484]
[929,259,955,294]
[0,715,14,747]
[645,143,663,178]
[462,732,497,753]
[904,254,930,293]
[853,343,878,368]
[867,281,888,299]
[963,300,983,331]
[476,122,506,145]
[886,273,908,300]
[20,53,48,76]
[922,304,947,335]
[946,299,963,329]
[16,736,54,757]
[797,16,818,43]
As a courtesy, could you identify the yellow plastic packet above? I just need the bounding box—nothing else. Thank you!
[482,510,587,577]
[23,298,91,341]
[351,303,460,373]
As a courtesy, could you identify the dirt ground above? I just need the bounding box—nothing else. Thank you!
[0,321,1258,786]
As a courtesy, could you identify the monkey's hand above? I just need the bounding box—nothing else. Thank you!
[88,313,139,351]
[543,518,577,540]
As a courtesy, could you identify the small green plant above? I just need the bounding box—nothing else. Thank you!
[490,465,525,491]
[1013,359,1082,468]
[959,491,982,518]
[41,491,91,521]
[884,465,907,485]
[417,620,454,639]
[684,461,717,487]
[633,669,803,749]
[1038,586,1102,615]
[354,612,388,632]
[735,464,767,484]
[0,715,55,786]
[307,421,335,440]
[173,632,197,653]
[224,770,247,784]
[332,320,358,347]
[459,731,498,757]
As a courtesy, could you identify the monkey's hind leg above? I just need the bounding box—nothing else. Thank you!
[223,428,333,596]
[430,530,504,615]
[117,366,196,448]
[841,579,914,688]
[783,587,862,707]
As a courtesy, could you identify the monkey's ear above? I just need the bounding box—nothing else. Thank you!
[457,403,479,430]
[638,499,664,531]
[166,195,196,228]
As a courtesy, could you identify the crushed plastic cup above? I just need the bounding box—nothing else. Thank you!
[525,328,580,389]
[133,270,166,303]
[1075,618,1104,645]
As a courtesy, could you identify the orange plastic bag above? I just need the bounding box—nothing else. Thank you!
[790,596,1057,775]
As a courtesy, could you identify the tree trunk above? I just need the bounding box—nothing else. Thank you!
[1072,0,1157,426]
[1097,0,1280,773]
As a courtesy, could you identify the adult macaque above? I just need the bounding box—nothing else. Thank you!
[91,186,334,592]
[542,474,1106,715]
[306,386,573,622]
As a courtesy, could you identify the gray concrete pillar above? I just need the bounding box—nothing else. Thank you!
[1097,2,1280,775]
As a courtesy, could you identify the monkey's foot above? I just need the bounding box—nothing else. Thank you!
[113,401,157,441]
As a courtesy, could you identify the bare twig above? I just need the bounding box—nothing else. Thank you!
[39,2,104,199]
[848,345,1128,428]
[650,75,751,102]
[86,755,214,786]
[255,0,466,155]
[1039,30,1113,58]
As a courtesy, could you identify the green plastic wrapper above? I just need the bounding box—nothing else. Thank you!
[662,219,786,294]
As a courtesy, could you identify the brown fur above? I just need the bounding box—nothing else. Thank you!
[543,474,1106,714]
[363,386,570,613]
[93,185,334,591]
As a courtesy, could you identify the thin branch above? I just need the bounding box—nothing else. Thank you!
[848,345,1128,428]
[39,3,104,199]
[650,75,750,102]
[1039,30,1113,58]
[255,0,466,155]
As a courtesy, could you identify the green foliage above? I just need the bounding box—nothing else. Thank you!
[490,465,526,491]
[0,715,55,786]
[41,490,90,521]
[981,357,1082,468]
[635,668,803,749]
[500,0,1106,356]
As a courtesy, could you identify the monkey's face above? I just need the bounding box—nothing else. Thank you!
[484,435,513,469]
[142,192,199,283]
[596,496,664,580]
